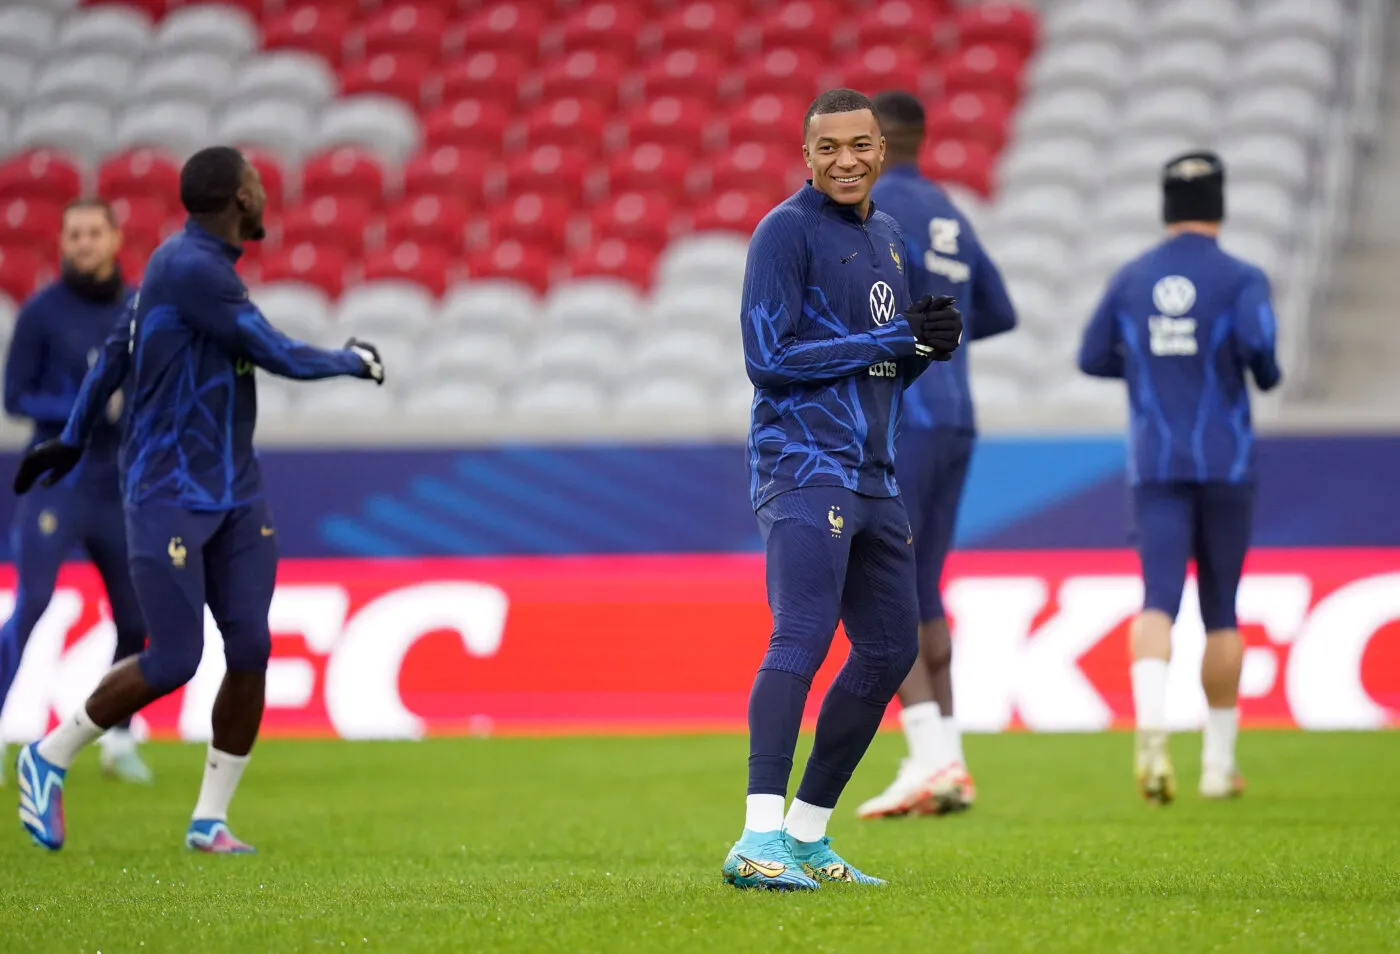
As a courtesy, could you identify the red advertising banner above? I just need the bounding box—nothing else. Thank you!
[0,549,1397,741]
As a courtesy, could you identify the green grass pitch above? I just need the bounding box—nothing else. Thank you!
[1,730,1397,953]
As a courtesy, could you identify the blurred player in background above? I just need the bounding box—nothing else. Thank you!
[1077,151,1281,805]
[855,91,1018,821]
[0,199,153,787]
[723,88,963,890]
[11,146,385,854]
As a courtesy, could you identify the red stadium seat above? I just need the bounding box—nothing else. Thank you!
[108,197,168,247]
[601,143,690,196]
[845,0,946,56]
[692,189,774,235]
[466,240,553,294]
[445,2,547,61]
[722,94,808,147]
[351,3,451,62]
[701,142,801,198]
[117,238,159,286]
[278,197,373,257]
[361,241,451,296]
[0,151,83,207]
[262,5,355,68]
[626,48,725,103]
[422,98,513,151]
[748,0,839,52]
[494,146,594,204]
[383,195,471,253]
[0,198,64,248]
[483,192,574,250]
[955,2,1038,60]
[926,91,1013,153]
[435,52,529,105]
[339,53,432,107]
[402,147,494,205]
[837,45,922,98]
[919,138,994,196]
[300,148,388,208]
[259,243,349,297]
[647,2,745,58]
[566,238,656,287]
[0,246,44,302]
[731,47,824,101]
[523,51,625,110]
[241,149,287,212]
[513,98,608,153]
[97,149,181,208]
[607,96,711,152]
[588,191,676,247]
[546,1,646,59]
[942,43,1024,103]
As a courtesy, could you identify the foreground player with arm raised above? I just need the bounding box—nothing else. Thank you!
[12,146,385,853]
[0,199,155,787]
[1077,151,1280,805]
[722,88,963,891]
[856,90,1018,820]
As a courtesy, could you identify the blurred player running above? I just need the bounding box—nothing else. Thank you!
[723,88,963,890]
[0,199,154,786]
[11,146,385,853]
[1077,151,1281,804]
[855,91,1018,820]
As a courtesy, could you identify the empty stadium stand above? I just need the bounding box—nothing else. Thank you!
[0,0,1384,442]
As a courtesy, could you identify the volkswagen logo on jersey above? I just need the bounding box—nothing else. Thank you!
[1152,276,1196,317]
[869,281,896,325]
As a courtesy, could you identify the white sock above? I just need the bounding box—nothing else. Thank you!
[1202,706,1238,774]
[99,728,136,757]
[782,798,833,843]
[942,715,965,765]
[1130,658,1170,733]
[744,793,785,834]
[192,746,250,822]
[36,706,104,770]
[900,701,946,767]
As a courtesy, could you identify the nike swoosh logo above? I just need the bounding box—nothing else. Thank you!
[736,854,787,878]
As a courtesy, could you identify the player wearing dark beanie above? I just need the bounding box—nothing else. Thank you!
[1163,151,1225,224]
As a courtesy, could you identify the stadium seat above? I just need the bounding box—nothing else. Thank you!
[523,51,626,110]
[1131,39,1230,95]
[626,48,725,103]
[314,95,421,162]
[422,98,511,152]
[254,281,335,344]
[653,232,749,293]
[607,96,711,153]
[522,329,620,380]
[417,333,521,389]
[241,148,287,212]
[54,5,151,60]
[401,381,504,418]
[259,242,349,297]
[546,1,646,60]
[1015,87,1115,142]
[514,97,609,153]
[614,378,711,415]
[230,51,338,109]
[494,147,593,205]
[1252,0,1344,48]
[1104,136,1200,190]
[1223,87,1324,140]
[845,1,945,56]
[98,149,182,206]
[108,197,169,247]
[942,43,1023,102]
[435,52,530,106]
[691,190,772,236]
[0,246,45,301]
[1235,38,1336,99]
[996,137,1102,193]
[1088,184,1160,234]
[297,377,400,417]
[0,8,54,61]
[992,184,1084,240]
[748,0,839,53]
[1217,133,1310,195]
[722,94,808,147]
[955,3,1038,60]
[0,55,34,113]
[919,139,994,196]
[600,143,690,197]
[1227,181,1296,239]
[278,196,373,256]
[401,146,492,205]
[1027,40,1129,95]
[0,150,83,206]
[628,328,730,380]
[482,191,574,251]
[465,240,554,293]
[540,276,646,336]
[336,279,438,340]
[133,53,233,107]
[1043,0,1138,48]
[587,191,676,248]
[1148,0,1241,44]
[1122,88,1218,143]
[300,148,389,208]
[384,194,470,253]
[509,378,606,416]
[700,141,799,199]
[567,238,656,287]
[338,51,431,108]
[646,2,745,58]
[13,101,112,161]
[351,3,450,62]
[446,2,547,62]
[439,277,540,334]
[927,92,1013,153]
[152,4,259,60]
[838,44,924,100]
[216,99,316,161]
[732,47,824,101]
[114,100,214,160]
[0,198,65,248]
[261,5,355,67]
[32,54,134,109]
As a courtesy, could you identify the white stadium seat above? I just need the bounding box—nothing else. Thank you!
[540,278,645,335]
[402,381,502,417]
[314,96,421,163]
[439,279,540,335]
[522,331,619,381]
[1025,41,1129,95]
[419,332,521,387]
[255,282,334,345]
[32,54,135,109]
[335,281,437,340]
[229,52,338,109]
[1217,133,1311,194]
[13,100,111,159]
[1131,40,1231,95]
[1234,37,1337,99]
[1251,0,1346,49]
[510,379,606,416]
[1014,87,1115,143]
[1042,0,1141,48]
[53,5,151,59]
[0,8,56,60]
[1147,0,1242,44]
[114,99,214,159]
[216,99,317,159]
[152,4,258,60]
[134,54,236,107]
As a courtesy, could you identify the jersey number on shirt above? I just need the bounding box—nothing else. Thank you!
[925,217,971,284]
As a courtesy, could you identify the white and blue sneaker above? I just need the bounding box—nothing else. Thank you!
[722,829,820,890]
[783,833,886,885]
[17,741,66,851]
[186,819,255,854]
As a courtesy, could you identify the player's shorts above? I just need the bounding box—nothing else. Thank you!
[895,428,974,622]
[1131,481,1254,631]
[755,485,919,690]
[127,497,279,687]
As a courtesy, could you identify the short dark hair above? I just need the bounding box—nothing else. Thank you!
[804,88,877,137]
[871,90,925,131]
[61,197,117,228]
[180,145,247,216]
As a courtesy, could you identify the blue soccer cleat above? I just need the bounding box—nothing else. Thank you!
[185,819,255,854]
[783,833,885,885]
[17,741,66,851]
[722,829,820,891]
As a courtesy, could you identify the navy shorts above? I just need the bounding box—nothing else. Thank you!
[1131,481,1254,631]
[755,485,919,699]
[896,429,973,623]
[127,497,279,682]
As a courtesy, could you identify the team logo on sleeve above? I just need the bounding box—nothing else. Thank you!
[869,281,896,325]
[1152,276,1196,316]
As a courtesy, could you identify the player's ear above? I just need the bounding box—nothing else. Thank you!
[802,143,812,169]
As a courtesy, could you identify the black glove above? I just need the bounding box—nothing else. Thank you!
[345,338,385,385]
[13,439,83,494]
[907,295,962,361]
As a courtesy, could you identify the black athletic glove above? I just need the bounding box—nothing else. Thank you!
[345,338,385,385]
[13,439,83,494]
[906,295,962,361]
